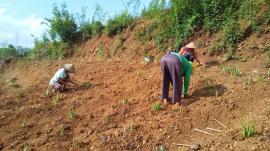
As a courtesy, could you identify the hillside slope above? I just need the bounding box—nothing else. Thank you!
[0,28,270,151]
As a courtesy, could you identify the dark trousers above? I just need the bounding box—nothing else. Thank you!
[161,53,182,103]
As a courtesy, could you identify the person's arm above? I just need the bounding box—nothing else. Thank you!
[68,79,78,86]
[179,47,185,55]
[193,51,205,66]
[57,78,67,85]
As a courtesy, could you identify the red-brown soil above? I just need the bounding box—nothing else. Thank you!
[0,30,270,151]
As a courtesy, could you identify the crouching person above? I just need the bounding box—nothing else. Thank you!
[49,64,78,93]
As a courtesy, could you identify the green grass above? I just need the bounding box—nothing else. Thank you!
[152,102,161,111]
[222,66,240,77]
[242,120,255,138]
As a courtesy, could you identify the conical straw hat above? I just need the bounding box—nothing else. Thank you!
[185,42,197,49]
[64,64,75,73]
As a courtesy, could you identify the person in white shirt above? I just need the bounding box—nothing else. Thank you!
[49,64,78,93]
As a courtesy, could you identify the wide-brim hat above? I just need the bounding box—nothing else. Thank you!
[64,64,75,73]
[185,42,197,49]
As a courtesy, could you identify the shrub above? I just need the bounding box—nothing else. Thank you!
[105,11,133,35]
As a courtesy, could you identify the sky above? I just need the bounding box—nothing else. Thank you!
[0,0,152,48]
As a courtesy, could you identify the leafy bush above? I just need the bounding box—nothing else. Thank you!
[105,11,133,35]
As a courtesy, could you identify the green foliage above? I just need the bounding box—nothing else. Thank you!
[105,11,133,35]
[0,44,18,60]
[141,0,166,19]
[239,0,263,21]
[242,120,255,138]
[45,3,78,47]
[79,22,93,41]
[29,36,67,59]
[209,18,243,55]
[91,21,104,36]
[152,102,161,111]
[202,0,238,32]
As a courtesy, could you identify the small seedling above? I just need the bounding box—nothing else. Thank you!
[222,66,240,77]
[23,143,29,151]
[60,125,65,136]
[71,138,80,148]
[152,102,161,111]
[244,74,254,85]
[52,92,59,105]
[179,106,186,113]
[215,90,219,97]
[68,106,76,119]
[44,87,51,97]
[242,120,255,138]
[16,88,23,97]
[177,147,185,151]
[156,145,166,151]
[21,118,27,128]
[122,98,128,105]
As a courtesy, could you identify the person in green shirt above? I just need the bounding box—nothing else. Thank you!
[161,51,192,106]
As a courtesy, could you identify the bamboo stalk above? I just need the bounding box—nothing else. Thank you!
[206,127,222,132]
[214,118,229,130]
[194,128,214,136]
[172,143,191,147]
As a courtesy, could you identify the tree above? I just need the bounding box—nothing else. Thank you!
[45,3,78,47]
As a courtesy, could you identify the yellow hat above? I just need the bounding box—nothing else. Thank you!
[185,42,197,49]
[64,64,75,73]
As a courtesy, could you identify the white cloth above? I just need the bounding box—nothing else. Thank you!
[49,68,67,85]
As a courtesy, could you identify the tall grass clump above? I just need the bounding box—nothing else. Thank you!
[242,120,256,138]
